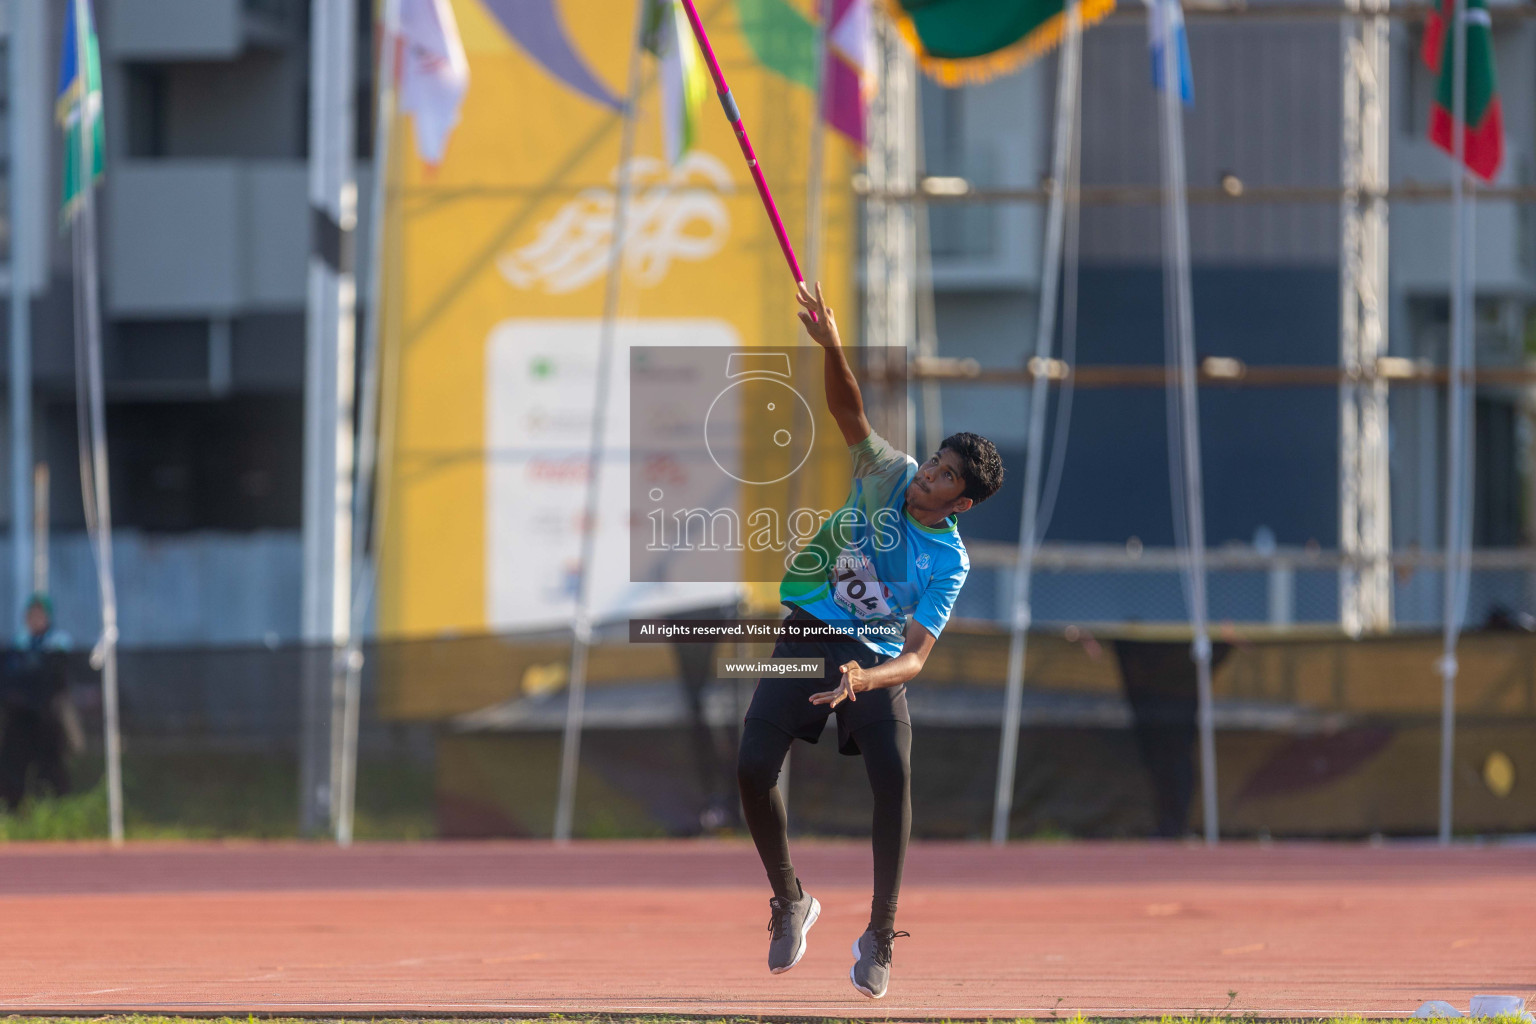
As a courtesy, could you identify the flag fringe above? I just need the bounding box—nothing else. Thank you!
[881,0,1115,86]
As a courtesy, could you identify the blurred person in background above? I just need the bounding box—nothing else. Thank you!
[0,594,79,811]
[666,600,744,834]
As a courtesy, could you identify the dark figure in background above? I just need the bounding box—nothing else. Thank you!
[1114,638,1230,838]
[1483,604,1536,631]
[0,594,75,811]
[666,600,742,832]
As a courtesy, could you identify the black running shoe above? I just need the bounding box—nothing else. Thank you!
[766,884,820,974]
[850,927,909,998]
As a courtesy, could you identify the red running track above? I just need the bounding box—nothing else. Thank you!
[0,840,1531,1017]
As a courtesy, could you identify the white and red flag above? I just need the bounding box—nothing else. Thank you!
[824,0,873,146]
[399,0,470,166]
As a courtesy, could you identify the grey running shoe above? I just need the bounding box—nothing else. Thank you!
[850,927,909,999]
[766,886,820,974]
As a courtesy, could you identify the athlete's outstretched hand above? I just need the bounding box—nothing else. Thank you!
[796,281,840,349]
[811,660,866,708]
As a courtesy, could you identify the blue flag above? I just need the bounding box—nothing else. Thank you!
[1146,0,1194,106]
[57,0,104,225]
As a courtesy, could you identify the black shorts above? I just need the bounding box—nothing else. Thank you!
[744,606,909,756]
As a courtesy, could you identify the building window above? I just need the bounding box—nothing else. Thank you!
[126,65,169,158]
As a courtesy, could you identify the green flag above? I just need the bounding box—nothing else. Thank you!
[889,0,1116,85]
[735,0,819,89]
[57,0,105,225]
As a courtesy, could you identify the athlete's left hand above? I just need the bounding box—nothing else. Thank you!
[811,661,866,708]
[796,281,840,349]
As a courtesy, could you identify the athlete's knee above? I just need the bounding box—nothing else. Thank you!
[868,755,910,802]
[736,742,783,796]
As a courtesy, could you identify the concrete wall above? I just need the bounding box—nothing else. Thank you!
[105,0,248,61]
[1079,20,1342,265]
[106,160,374,317]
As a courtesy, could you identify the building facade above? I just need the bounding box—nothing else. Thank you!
[0,1,1533,643]
[0,0,374,644]
[920,11,1536,628]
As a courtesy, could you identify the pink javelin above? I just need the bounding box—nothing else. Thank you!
[676,0,808,288]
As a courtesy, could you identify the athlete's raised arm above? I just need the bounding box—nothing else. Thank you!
[796,281,872,447]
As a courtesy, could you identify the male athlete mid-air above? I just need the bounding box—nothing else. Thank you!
[737,282,1004,999]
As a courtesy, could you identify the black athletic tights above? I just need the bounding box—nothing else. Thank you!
[736,717,912,933]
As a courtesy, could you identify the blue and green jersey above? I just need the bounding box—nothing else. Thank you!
[780,431,969,658]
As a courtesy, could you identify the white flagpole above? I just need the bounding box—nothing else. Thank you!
[805,0,831,283]
[300,0,358,835]
[911,33,944,461]
[335,0,404,848]
[68,0,122,844]
[991,0,1080,845]
[552,0,649,842]
[1155,0,1218,843]
[784,0,835,818]
[9,0,37,625]
[1438,0,1473,846]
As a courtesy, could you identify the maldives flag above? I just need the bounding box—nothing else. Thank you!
[1424,0,1503,182]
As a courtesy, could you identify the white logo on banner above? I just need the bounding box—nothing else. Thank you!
[498,152,731,294]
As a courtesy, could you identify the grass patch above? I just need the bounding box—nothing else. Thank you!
[0,781,111,840]
[0,749,436,841]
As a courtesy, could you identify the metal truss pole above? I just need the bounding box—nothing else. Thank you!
[865,12,916,445]
[1338,0,1392,635]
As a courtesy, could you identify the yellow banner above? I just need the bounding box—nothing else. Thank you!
[380,0,859,638]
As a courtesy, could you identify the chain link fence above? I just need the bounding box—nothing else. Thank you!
[3,546,1527,842]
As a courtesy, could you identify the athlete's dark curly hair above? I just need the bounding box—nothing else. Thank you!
[941,432,1005,505]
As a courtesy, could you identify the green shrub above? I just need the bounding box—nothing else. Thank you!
[0,781,109,840]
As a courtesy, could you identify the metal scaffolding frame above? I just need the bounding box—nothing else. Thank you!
[861,0,1425,640]
[864,13,917,443]
[850,1,1453,843]
[1339,0,1394,635]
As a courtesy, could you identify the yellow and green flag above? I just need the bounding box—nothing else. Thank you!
[645,0,710,164]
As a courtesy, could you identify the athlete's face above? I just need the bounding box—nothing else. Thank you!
[905,447,973,519]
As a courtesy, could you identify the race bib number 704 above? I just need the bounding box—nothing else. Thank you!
[830,548,895,621]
